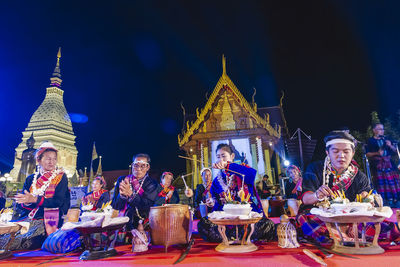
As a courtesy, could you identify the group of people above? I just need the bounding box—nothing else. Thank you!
[2,126,400,253]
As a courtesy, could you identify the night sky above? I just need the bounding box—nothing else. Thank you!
[1,1,400,175]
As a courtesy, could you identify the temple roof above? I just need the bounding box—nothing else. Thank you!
[178,55,281,147]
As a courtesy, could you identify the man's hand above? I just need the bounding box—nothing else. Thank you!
[119,178,133,197]
[315,185,334,200]
[14,190,38,204]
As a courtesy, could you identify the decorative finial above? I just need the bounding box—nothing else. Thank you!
[50,47,62,87]
[252,87,257,104]
[280,90,285,107]
[222,54,226,75]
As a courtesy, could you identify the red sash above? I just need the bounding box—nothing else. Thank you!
[158,184,175,203]
[84,189,108,210]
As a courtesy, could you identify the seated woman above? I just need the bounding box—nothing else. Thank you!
[0,142,70,251]
[82,176,110,210]
[197,144,275,242]
[297,131,400,243]
[154,172,180,206]
[42,177,111,253]
[284,165,303,216]
[193,168,213,218]
[284,165,302,200]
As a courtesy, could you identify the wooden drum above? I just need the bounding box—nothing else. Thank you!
[149,204,192,252]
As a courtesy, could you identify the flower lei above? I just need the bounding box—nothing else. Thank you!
[31,167,64,197]
[322,156,358,188]
[216,171,228,193]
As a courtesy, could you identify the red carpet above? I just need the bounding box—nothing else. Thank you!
[2,238,400,266]
[1,211,399,266]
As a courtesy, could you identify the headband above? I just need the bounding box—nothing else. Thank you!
[133,160,149,165]
[162,171,173,178]
[35,141,58,160]
[325,139,354,147]
[200,168,212,175]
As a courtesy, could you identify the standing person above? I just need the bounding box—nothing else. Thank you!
[111,154,158,231]
[297,131,399,244]
[366,123,400,207]
[154,172,180,206]
[82,176,110,210]
[0,142,70,251]
[197,144,275,242]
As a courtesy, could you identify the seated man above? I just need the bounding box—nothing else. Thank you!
[193,168,213,218]
[297,131,399,243]
[197,144,275,242]
[154,172,180,206]
[112,154,158,232]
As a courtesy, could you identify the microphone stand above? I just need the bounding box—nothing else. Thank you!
[361,143,373,190]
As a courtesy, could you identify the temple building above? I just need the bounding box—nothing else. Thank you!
[178,56,289,187]
[10,48,78,181]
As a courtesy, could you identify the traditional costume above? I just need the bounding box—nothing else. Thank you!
[198,163,275,242]
[111,174,158,231]
[83,188,110,210]
[367,137,400,206]
[0,168,69,250]
[154,184,180,206]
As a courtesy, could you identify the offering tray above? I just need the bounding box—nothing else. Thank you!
[316,214,387,255]
[209,217,261,253]
[0,223,22,259]
[74,221,127,260]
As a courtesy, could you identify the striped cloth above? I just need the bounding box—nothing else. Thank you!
[41,229,81,253]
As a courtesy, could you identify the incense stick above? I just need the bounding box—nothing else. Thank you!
[178,155,245,176]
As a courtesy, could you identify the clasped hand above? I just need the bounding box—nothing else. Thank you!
[119,178,133,197]
[14,190,37,204]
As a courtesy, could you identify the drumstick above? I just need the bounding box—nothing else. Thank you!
[181,175,189,189]
[303,249,327,266]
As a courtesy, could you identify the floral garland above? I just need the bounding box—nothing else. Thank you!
[31,167,64,197]
[322,156,358,188]
[216,171,228,193]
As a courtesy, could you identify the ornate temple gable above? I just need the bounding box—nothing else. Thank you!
[178,55,281,147]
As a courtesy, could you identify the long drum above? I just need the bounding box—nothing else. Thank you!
[149,204,192,252]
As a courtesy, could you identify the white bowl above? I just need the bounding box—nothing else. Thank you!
[223,204,252,216]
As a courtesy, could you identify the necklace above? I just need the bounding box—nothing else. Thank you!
[129,175,147,199]
[31,167,63,196]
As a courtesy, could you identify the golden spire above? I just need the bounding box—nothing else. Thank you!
[50,47,62,87]
[56,47,61,67]
[222,54,226,75]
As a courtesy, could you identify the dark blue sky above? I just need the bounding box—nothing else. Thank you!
[1,1,399,175]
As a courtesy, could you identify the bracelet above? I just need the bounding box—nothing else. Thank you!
[315,192,325,201]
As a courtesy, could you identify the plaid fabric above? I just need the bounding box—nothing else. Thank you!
[372,156,400,201]
[297,213,331,243]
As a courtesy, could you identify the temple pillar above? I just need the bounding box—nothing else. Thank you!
[251,143,257,170]
[264,149,273,184]
[192,154,198,189]
[275,152,282,176]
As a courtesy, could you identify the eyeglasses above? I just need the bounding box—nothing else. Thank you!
[132,163,149,170]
